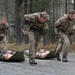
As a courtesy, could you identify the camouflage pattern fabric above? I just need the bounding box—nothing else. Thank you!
[55,14,75,57]
[23,12,49,35]
[0,22,8,51]
[55,15,75,35]
[23,11,49,59]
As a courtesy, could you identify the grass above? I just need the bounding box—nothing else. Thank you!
[0,42,75,52]
[69,42,75,52]
[0,43,29,51]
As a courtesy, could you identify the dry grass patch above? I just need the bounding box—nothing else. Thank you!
[0,42,75,52]
[69,43,75,52]
[0,43,29,51]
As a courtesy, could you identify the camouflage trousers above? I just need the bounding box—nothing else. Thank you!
[28,30,41,59]
[56,33,70,57]
[0,36,7,51]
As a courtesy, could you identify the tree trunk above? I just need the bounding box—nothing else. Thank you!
[15,0,23,44]
[23,0,32,44]
[65,0,67,14]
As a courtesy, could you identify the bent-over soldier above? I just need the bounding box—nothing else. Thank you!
[55,10,75,62]
[23,11,49,64]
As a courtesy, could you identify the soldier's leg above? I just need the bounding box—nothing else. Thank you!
[56,36,63,61]
[62,34,70,62]
[28,31,37,64]
[2,36,7,51]
[34,31,41,51]
[56,40,63,54]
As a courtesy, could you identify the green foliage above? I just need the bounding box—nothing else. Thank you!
[8,35,15,43]
[32,0,50,12]
[32,0,63,12]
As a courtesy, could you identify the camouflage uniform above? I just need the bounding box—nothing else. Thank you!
[24,12,49,64]
[55,14,75,62]
[0,22,9,51]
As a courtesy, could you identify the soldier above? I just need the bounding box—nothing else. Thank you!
[55,10,75,62]
[0,18,9,52]
[23,11,49,64]
[25,49,56,59]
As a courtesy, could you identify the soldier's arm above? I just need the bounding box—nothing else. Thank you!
[55,20,61,28]
[55,17,66,28]
[24,13,39,22]
[55,17,66,34]
[44,23,49,30]
[6,23,9,27]
[6,23,9,30]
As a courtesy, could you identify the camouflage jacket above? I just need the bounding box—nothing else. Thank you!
[0,22,9,36]
[24,12,49,35]
[55,14,75,35]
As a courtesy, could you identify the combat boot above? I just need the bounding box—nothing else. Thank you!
[29,58,37,65]
[56,53,61,61]
[62,56,68,62]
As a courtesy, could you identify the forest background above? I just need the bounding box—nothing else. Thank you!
[0,0,75,52]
